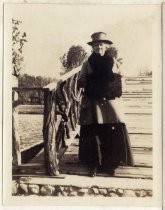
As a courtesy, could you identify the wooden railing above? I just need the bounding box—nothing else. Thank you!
[12,66,82,176]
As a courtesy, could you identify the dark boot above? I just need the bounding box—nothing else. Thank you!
[90,166,97,177]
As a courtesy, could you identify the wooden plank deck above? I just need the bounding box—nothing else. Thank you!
[14,127,152,179]
[14,136,152,179]
[13,78,153,192]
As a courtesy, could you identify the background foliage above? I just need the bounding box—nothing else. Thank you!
[60,45,87,72]
[18,74,55,104]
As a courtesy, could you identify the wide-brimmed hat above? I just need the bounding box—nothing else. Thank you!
[87,32,113,46]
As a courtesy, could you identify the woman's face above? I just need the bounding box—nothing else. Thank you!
[92,42,108,56]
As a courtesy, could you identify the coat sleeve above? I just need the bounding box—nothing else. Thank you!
[77,61,88,88]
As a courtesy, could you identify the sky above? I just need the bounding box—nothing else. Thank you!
[5,3,161,77]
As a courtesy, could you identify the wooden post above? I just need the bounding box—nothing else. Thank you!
[12,94,21,166]
[42,67,82,176]
[43,90,59,176]
[12,74,21,166]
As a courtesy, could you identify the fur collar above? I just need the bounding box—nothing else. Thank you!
[88,52,114,80]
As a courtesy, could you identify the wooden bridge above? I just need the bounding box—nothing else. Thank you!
[12,67,152,197]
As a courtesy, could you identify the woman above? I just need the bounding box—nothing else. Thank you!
[78,32,134,177]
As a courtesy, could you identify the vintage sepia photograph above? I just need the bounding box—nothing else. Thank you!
[2,1,163,207]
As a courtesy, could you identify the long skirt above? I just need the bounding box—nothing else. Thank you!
[79,123,134,171]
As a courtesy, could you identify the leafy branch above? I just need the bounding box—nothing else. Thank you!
[12,19,27,77]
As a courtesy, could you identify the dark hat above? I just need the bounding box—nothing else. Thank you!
[87,32,113,46]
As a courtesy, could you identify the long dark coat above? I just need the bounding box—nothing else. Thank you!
[77,60,134,170]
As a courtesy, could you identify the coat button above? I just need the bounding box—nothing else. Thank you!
[103,97,106,101]
[112,126,115,130]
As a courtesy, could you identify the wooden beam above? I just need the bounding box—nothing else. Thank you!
[43,66,81,91]
[12,87,48,91]
[43,90,59,176]
[21,142,44,163]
